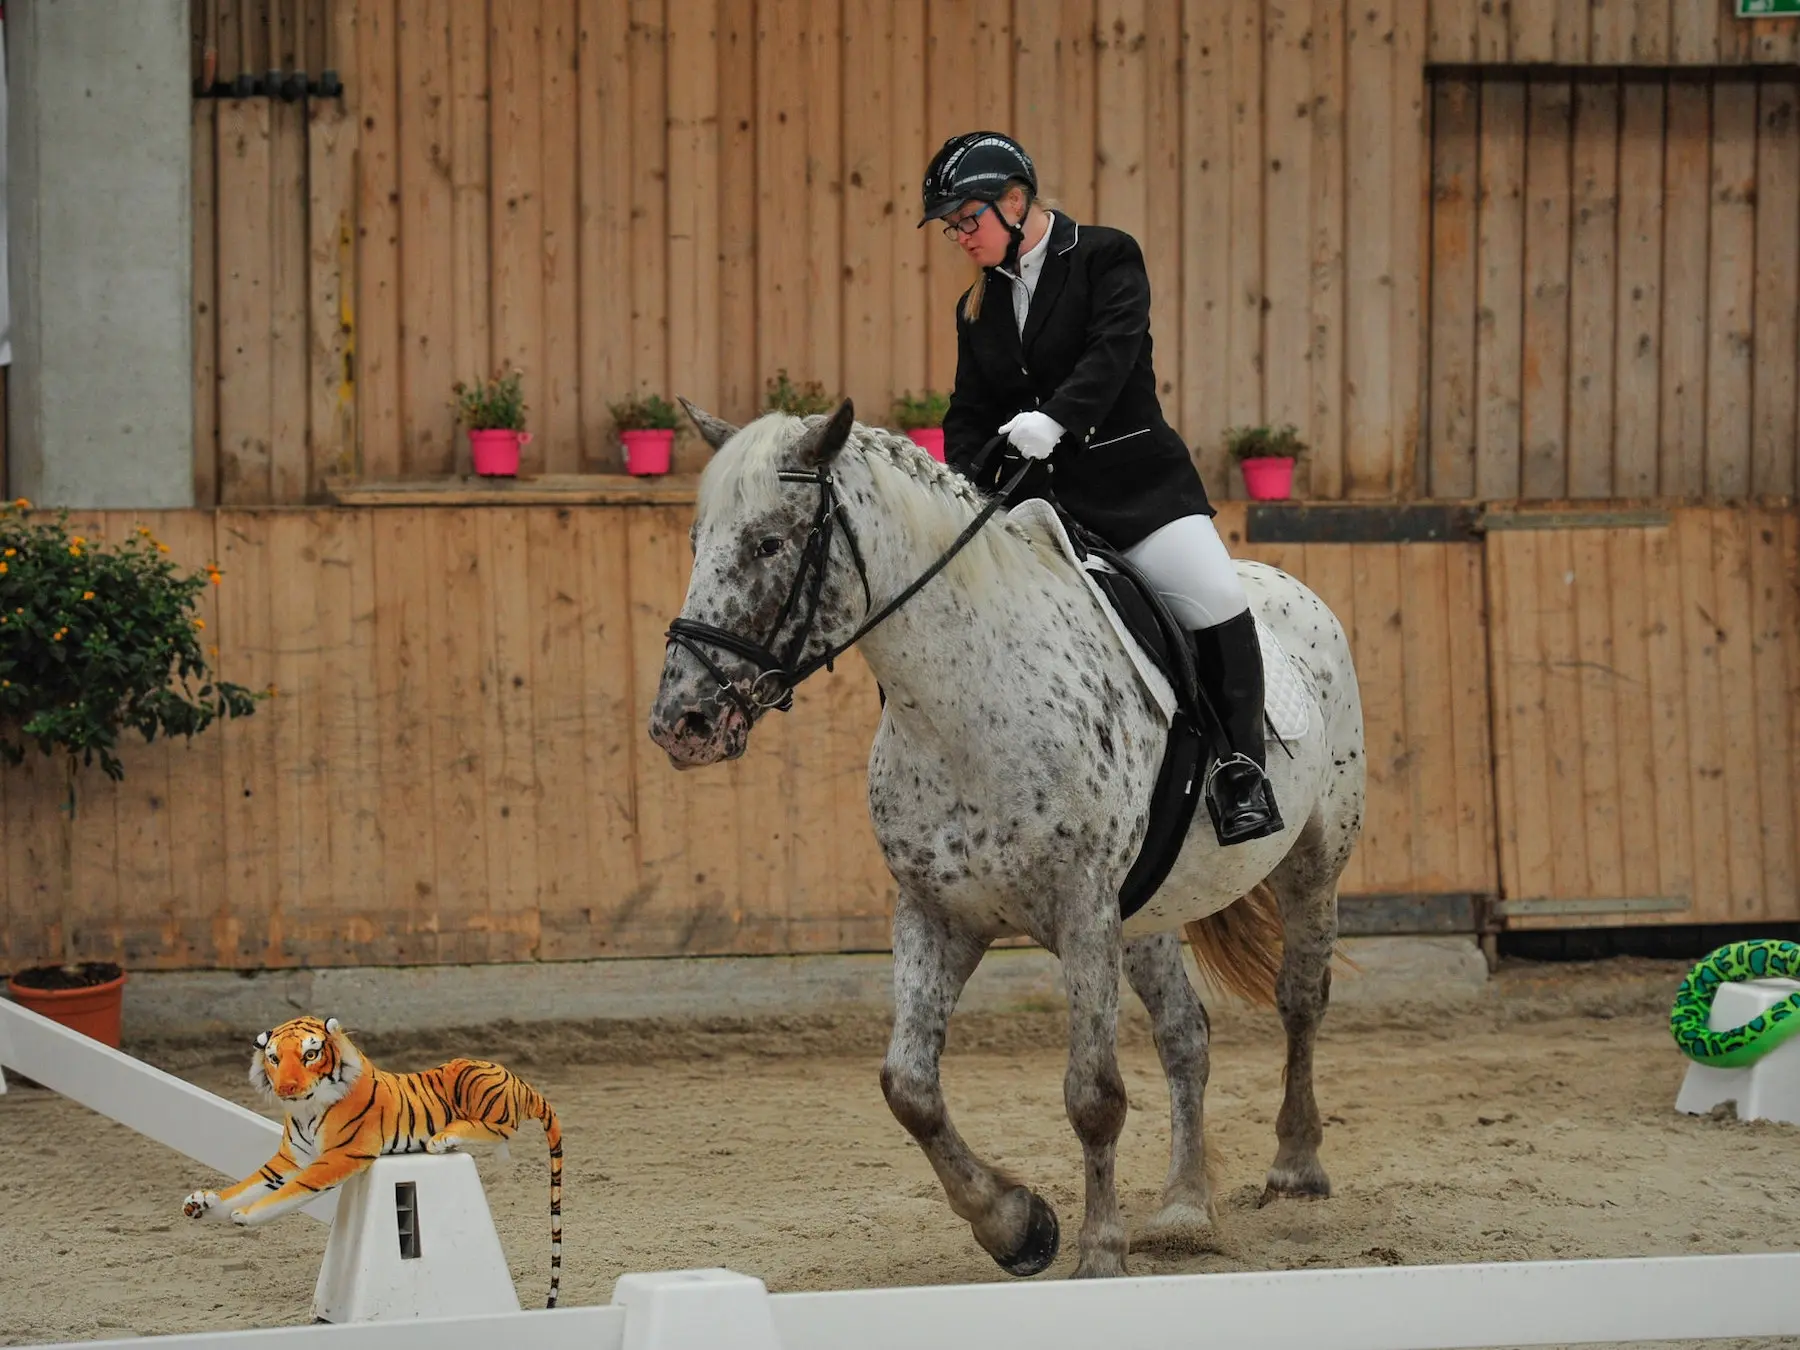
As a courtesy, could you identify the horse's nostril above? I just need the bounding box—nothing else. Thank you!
[676,711,715,741]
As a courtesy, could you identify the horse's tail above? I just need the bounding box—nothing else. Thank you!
[1183,884,1363,1008]
[1182,883,1285,1008]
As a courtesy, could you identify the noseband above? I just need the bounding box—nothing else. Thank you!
[664,438,1025,722]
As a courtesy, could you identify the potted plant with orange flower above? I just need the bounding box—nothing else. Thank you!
[0,499,265,1046]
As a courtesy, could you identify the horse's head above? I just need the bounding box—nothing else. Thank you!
[648,396,868,768]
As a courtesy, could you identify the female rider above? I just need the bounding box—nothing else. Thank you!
[918,130,1281,847]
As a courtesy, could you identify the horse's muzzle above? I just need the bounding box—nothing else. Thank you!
[648,702,750,769]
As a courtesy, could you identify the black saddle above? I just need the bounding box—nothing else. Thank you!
[1058,514,1212,921]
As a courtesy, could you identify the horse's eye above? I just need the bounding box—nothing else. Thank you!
[757,537,783,557]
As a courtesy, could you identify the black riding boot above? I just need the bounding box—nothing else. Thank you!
[1189,608,1285,846]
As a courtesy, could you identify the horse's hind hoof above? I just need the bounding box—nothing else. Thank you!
[995,1190,1060,1277]
[1257,1163,1331,1207]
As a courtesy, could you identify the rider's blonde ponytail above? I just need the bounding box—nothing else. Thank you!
[962,269,989,323]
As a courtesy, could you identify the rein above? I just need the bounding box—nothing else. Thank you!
[664,434,1028,720]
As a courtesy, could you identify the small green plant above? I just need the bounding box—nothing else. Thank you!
[0,500,265,784]
[763,369,838,417]
[1224,422,1307,462]
[451,367,528,431]
[889,389,950,431]
[607,393,682,431]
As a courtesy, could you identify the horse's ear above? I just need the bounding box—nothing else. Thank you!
[678,397,740,451]
[795,398,856,469]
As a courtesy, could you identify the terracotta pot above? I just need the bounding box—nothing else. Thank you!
[1240,455,1296,501]
[621,428,675,476]
[906,427,947,462]
[7,961,127,1048]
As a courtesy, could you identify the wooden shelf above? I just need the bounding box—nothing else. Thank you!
[321,473,704,507]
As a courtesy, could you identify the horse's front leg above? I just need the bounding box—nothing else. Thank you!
[1059,903,1130,1278]
[881,895,1061,1277]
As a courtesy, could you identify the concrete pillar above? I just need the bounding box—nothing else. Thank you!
[8,0,193,509]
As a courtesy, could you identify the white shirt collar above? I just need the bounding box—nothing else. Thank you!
[1003,212,1054,283]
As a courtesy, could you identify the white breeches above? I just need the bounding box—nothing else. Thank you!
[1120,513,1249,630]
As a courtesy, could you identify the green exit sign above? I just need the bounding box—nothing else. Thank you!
[1737,0,1800,15]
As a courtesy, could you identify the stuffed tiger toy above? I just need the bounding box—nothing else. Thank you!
[180,1014,564,1308]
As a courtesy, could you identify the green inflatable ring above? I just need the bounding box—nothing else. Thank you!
[1669,939,1800,1068]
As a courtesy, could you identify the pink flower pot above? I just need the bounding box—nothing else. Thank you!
[469,428,530,477]
[1240,456,1296,501]
[907,427,946,462]
[622,428,675,476]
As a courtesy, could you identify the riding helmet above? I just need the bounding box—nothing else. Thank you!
[917,131,1037,227]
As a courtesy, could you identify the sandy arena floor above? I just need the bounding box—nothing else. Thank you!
[2,956,1796,1347]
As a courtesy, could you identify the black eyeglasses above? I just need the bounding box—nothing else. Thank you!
[941,202,992,239]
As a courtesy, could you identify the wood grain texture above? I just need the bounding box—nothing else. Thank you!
[1491,508,1800,927]
[4,503,1521,966]
[154,3,1506,504]
[1426,67,1799,504]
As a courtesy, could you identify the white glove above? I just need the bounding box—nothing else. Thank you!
[997,410,1065,461]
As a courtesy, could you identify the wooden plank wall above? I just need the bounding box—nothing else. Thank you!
[1488,507,1800,928]
[197,0,1800,515]
[198,0,1429,504]
[1430,0,1800,65]
[196,0,1800,507]
[0,502,1495,972]
[1426,68,1800,502]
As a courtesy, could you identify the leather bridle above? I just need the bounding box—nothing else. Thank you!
[664,436,1025,722]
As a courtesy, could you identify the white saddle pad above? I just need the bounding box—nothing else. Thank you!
[1007,498,1311,743]
[1256,617,1312,742]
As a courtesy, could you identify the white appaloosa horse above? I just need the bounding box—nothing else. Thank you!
[647,400,1366,1280]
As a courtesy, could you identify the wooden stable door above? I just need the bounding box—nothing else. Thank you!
[1484,507,1800,931]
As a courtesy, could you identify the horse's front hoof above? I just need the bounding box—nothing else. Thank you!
[994,1189,1060,1277]
[1130,1200,1221,1255]
[1071,1251,1129,1279]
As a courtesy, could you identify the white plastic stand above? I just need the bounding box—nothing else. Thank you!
[1674,977,1800,1125]
[312,1153,521,1324]
[613,1269,785,1350]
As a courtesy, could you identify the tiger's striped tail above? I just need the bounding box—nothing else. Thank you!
[528,1085,564,1309]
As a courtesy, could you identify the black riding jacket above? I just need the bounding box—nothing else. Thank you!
[941,211,1214,550]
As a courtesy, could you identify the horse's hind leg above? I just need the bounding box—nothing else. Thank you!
[1123,930,1219,1251]
[1258,831,1341,1204]
[881,895,1061,1277]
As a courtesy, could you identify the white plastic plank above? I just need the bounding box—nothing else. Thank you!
[32,1307,625,1350]
[23,1253,1800,1350]
[768,1252,1800,1350]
